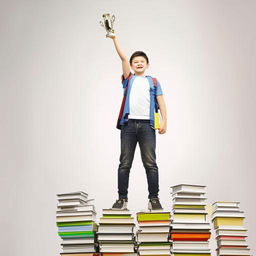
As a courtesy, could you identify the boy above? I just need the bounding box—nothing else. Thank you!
[109,35,167,210]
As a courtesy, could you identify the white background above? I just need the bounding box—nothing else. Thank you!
[1,0,255,255]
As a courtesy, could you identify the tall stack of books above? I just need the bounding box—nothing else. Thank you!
[211,201,251,256]
[97,208,137,256]
[56,191,99,256]
[136,211,171,256]
[170,184,211,256]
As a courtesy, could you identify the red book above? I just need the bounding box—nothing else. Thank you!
[171,233,210,241]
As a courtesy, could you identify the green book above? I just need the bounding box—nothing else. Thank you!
[58,231,95,237]
[137,212,170,221]
[56,221,94,227]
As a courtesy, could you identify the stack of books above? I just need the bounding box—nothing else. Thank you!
[211,201,251,256]
[170,184,212,256]
[136,211,171,255]
[56,191,99,256]
[97,208,137,256]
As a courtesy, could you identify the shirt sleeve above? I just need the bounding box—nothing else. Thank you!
[156,79,163,95]
[121,72,132,89]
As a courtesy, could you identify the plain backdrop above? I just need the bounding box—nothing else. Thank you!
[0,0,256,255]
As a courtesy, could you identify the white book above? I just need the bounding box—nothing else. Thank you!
[212,201,240,208]
[140,226,170,233]
[62,244,95,252]
[216,226,247,231]
[172,192,205,198]
[137,232,169,242]
[139,249,171,255]
[173,241,209,250]
[56,211,96,217]
[173,197,207,203]
[139,244,171,250]
[173,249,211,253]
[216,230,247,237]
[62,248,95,253]
[217,248,250,255]
[61,238,95,245]
[98,233,134,241]
[98,224,134,233]
[171,222,211,230]
[171,184,206,194]
[212,210,245,218]
[57,201,88,208]
[99,218,134,224]
[102,209,131,215]
[217,239,248,246]
[56,215,95,222]
[99,244,134,253]
[58,195,89,202]
[57,205,95,212]
[212,210,245,219]
[57,191,88,198]
[213,206,240,212]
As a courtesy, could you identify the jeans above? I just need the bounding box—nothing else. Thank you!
[118,119,159,199]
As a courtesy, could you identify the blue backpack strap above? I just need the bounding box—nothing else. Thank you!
[151,77,159,113]
[116,73,133,129]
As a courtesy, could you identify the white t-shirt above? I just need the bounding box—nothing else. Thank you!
[128,76,150,120]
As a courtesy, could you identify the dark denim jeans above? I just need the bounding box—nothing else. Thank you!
[118,119,159,199]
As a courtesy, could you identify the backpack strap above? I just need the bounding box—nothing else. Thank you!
[152,77,157,87]
[123,73,133,96]
[116,73,133,129]
[151,77,159,113]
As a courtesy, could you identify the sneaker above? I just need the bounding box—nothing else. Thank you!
[148,198,163,211]
[112,199,128,210]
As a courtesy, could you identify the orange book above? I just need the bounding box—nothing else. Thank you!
[171,233,211,241]
[138,220,171,225]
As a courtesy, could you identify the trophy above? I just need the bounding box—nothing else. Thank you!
[100,13,116,38]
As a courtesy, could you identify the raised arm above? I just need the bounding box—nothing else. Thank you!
[110,36,131,79]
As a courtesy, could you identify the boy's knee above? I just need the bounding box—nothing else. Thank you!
[119,159,133,170]
[143,160,158,170]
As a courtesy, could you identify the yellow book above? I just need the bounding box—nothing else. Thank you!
[154,112,160,129]
[213,217,244,229]
[174,205,205,209]
[173,213,206,222]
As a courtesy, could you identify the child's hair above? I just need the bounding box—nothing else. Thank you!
[129,51,149,65]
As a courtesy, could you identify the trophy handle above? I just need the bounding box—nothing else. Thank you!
[111,15,115,23]
[100,21,104,27]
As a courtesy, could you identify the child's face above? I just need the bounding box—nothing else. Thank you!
[130,56,149,74]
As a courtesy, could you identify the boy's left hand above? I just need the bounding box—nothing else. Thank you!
[158,122,167,134]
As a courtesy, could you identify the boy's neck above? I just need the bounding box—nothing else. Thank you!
[134,71,146,77]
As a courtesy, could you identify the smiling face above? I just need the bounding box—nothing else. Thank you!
[130,56,149,75]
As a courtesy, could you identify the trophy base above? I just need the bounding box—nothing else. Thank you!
[106,32,116,38]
